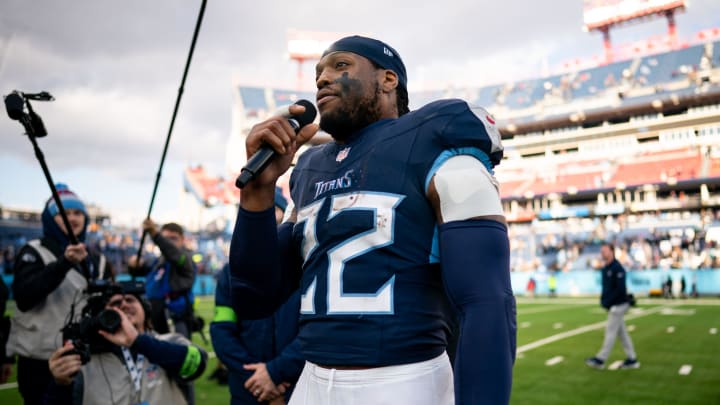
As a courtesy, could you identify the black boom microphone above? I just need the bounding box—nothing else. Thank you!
[4,92,25,120]
[235,99,317,189]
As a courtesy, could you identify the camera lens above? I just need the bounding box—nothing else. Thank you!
[97,309,121,333]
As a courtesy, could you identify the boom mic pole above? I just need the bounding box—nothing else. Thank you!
[3,91,78,245]
[134,0,207,270]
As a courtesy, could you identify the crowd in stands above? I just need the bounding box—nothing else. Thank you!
[509,208,720,273]
[488,40,719,113]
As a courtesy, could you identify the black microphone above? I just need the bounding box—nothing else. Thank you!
[4,92,26,120]
[235,99,317,189]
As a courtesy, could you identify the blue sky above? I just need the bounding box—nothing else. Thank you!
[1,0,719,226]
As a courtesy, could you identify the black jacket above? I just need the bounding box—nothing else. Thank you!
[12,237,113,312]
[600,258,628,309]
[130,233,195,294]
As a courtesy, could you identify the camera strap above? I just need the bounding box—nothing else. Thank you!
[121,347,145,393]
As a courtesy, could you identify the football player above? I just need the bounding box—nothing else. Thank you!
[229,35,516,405]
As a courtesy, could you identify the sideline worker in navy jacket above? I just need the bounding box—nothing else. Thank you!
[585,242,639,370]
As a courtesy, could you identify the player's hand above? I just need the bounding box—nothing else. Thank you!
[242,104,318,207]
[64,243,88,264]
[243,362,282,402]
[98,308,139,347]
[48,342,82,385]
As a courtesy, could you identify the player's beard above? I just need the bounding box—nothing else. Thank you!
[319,75,384,143]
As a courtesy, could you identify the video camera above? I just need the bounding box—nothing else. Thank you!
[62,280,146,364]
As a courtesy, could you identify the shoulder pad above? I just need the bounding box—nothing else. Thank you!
[413,99,504,166]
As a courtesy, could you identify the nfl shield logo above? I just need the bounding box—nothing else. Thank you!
[336,147,351,162]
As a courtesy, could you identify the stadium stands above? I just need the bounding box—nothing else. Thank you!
[571,60,633,99]
[172,36,720,282]
[607,148,703,187]
[184,166,238,207]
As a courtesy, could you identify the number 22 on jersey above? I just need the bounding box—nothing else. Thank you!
[296,191,404,315]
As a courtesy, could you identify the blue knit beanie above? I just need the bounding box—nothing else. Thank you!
[322,35,407,88]
[47,183,87,217]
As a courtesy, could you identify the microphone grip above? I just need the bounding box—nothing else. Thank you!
[235,145,276,189]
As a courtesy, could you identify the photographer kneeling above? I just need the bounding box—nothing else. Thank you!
[45,285,207,405]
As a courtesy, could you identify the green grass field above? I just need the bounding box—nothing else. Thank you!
[2,296,719,404]
[512,297,720,404]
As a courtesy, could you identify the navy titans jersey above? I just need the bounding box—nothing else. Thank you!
[289,99,503,366]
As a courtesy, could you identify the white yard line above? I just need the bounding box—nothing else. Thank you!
[678,365,693,375]
[545,356,564,366]
[0,382,18,391]
[516,298,600,305]
[608,360,623,370]
[517,306,666,354]
[667,326,675,333]
[520,305,593,315]
[515,297,720,306]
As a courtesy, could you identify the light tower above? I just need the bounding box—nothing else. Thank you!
[286,30,343,90]
[582,0,686,64]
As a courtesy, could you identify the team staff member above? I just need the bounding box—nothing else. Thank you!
[586,243,639,370]
[8,184,113,405]
[211,190,304,405]
[229,36,515,404]
[46,285,207,404]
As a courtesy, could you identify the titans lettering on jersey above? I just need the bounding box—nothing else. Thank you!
[289,99,502,366]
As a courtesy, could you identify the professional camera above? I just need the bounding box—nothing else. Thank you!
[61,280,145,364]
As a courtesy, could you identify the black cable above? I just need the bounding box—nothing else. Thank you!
[134,0,208,268]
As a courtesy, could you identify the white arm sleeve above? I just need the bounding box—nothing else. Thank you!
[433,155,504,222]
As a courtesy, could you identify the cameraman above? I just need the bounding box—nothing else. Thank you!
[128,219,196,338]
[7,184,113,405]
[46,285,207,404]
